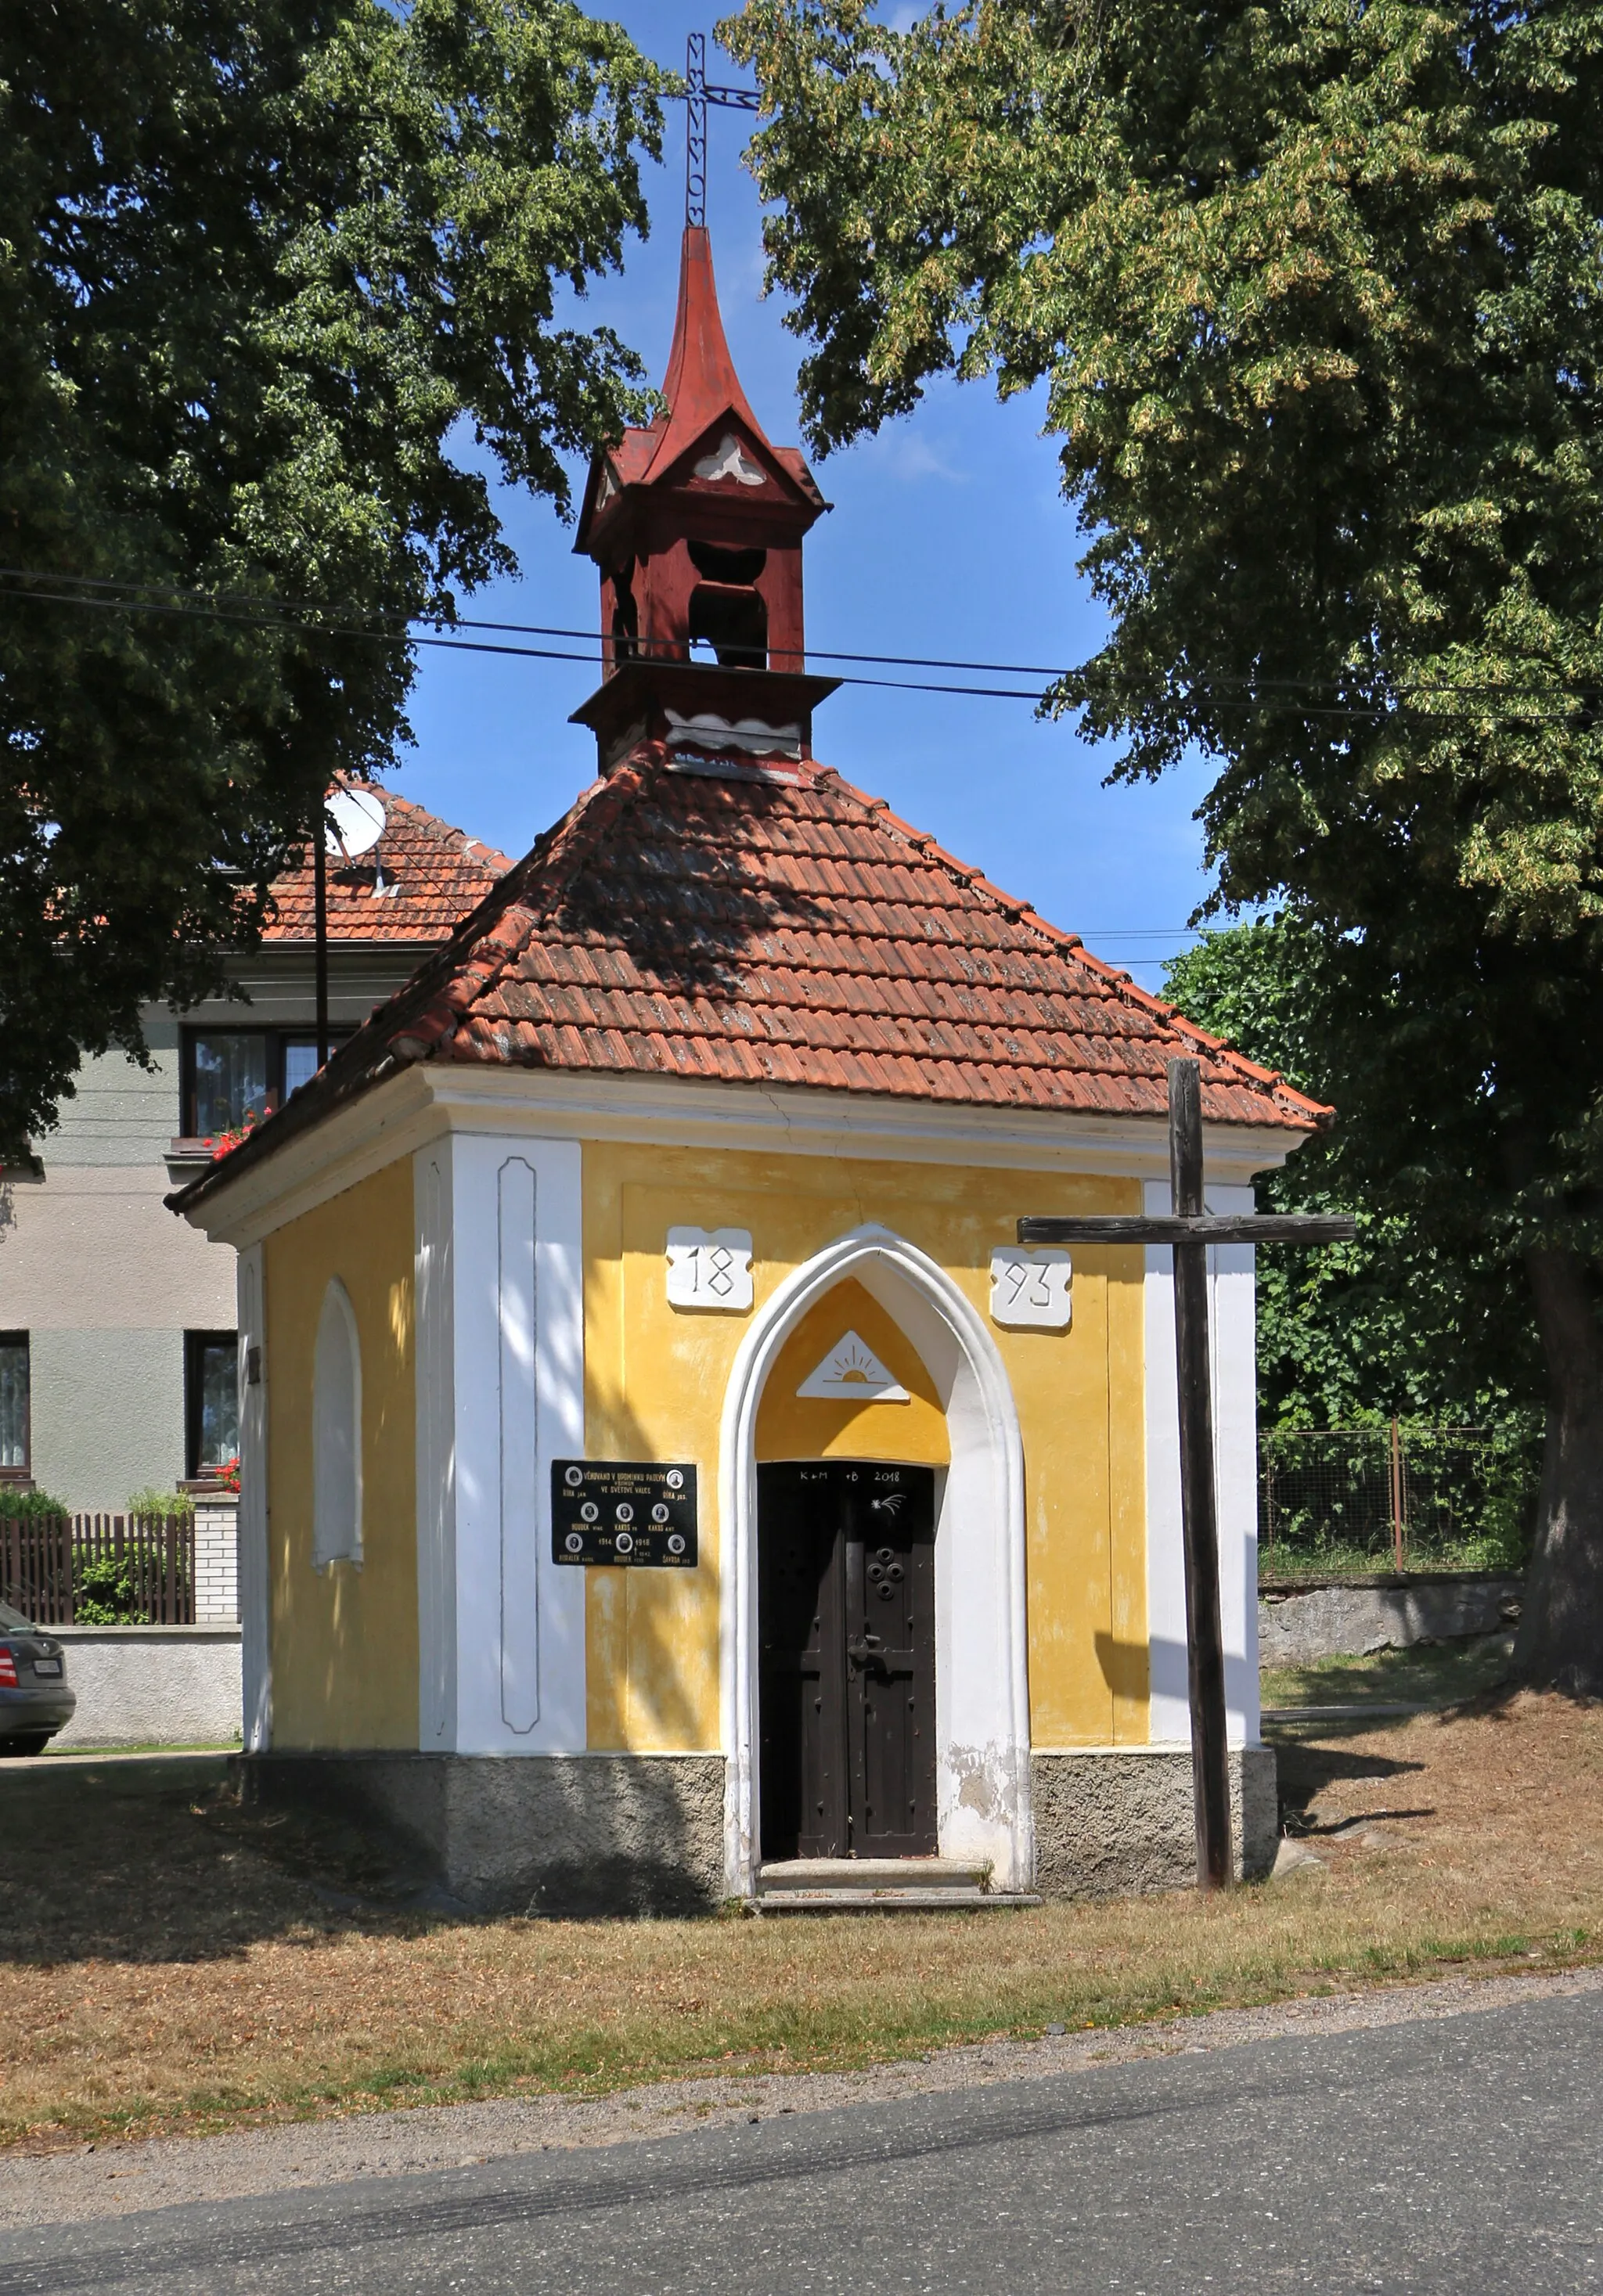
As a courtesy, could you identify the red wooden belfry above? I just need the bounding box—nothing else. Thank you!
[571,220,834,771]
[1021,1062,1354,1889]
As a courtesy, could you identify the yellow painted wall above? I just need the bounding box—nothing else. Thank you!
[263,1158,418,1748]
[582,1146,1147,1755]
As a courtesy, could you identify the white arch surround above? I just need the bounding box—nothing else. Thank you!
[719,1225,1032,1897]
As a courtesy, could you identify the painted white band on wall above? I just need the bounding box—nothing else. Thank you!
[235,1243,271,1752]
[1143,1179,1260,1750]
[416,1133,585,1756]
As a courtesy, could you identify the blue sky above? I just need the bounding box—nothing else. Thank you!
[394,3,1218,989]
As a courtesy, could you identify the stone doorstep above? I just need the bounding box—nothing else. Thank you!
[755,1855,1040,1913]
[760,1856,989,1891]
[754,1887,1043,1914]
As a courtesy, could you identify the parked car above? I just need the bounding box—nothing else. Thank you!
[0,1599,74,1754]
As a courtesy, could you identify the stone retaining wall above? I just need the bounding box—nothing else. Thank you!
[1258,1574,1522,1666]
[51,1625,242,1748]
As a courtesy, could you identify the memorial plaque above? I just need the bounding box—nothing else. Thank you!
[551,1460,698,1567]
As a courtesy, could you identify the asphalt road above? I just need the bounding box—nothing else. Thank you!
[2,1988,1600,2295]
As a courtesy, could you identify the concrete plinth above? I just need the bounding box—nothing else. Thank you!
[239,1751,728,1916]
[237,1745,1277,1913]
[1031,1746,1278,1896]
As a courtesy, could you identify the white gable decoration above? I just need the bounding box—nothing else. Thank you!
[796,1330,910,1403]
[693,432,766,487]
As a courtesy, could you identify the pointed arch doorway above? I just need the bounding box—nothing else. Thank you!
[719,1226,1033,1899]
[756,1276,946,1862]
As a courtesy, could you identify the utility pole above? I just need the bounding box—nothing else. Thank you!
[313,807,330,1071]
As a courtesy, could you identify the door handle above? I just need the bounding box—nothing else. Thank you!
[846,1633,884,1667]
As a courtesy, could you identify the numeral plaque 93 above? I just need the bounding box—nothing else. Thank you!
[989,1247,1072,1330]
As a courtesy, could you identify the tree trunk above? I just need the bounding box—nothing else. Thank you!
[1511,1245,1603,1694]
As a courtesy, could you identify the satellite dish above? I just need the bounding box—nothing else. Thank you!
[326,786,385,860]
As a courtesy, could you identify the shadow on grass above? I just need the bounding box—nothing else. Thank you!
[1259,1632,1516,1714]
[1269,1730,1432,1837]
[0,1756,447,1966]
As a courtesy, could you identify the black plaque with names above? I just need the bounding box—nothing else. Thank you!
[551,1461,698,1567]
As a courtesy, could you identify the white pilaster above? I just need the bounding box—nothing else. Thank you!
[1209,1186,1262,1745]
[1143,1179,1260,1749]
[442,1133,586,1754]
[235,1243,271,1751]
[414,1141,457,1745]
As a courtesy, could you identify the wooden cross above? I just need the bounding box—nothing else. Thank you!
[1018,1059,1355,1890]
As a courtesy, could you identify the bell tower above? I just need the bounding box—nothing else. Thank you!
[572,225,838,769]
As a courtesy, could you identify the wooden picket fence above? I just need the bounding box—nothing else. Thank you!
[0,1513,196,1626]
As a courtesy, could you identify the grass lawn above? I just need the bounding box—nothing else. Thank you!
[1261,1633,1518,1711]
[2,1683,1599,2153]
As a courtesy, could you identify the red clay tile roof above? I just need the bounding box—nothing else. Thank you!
[262,788,513,946]
[190,751,1326,1182]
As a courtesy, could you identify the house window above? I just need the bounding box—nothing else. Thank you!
[188,1031,271,1138]
[312,1279,362,1569]
[282,1040,322,1100]
[0,1333,28,1481]
[182,1030,351,1138]
[185,1332,239,1479]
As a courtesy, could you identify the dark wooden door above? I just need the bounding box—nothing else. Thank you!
[758,1460,937,1862]
[756,1462,846,1858]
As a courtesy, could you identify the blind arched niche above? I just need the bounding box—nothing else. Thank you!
[312,1276,362,1570]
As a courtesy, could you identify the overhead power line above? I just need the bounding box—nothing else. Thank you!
[0,565,1070,678]
[0,572,1042,702]
[2,567,1601,721]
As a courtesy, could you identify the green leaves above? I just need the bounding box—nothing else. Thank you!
[1164,916,1544,1428]
[0,0,662,1157]
[729,0,1603,1394]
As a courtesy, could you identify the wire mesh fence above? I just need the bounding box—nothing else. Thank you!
[0,1513,196,1625]
[1258,1421,1540,1581]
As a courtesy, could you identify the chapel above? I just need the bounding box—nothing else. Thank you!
[172,227,1324,1913]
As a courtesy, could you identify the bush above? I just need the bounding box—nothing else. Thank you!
[73,1552,140,1625]
[124,1488,193,1521]
[0,1488,70,1520]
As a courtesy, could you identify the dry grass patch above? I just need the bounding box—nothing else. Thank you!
[3,1691,1601,2152]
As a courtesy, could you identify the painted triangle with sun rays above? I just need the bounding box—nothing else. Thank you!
[795,1330,910,1403]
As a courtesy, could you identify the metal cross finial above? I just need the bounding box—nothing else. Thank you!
[686,32,708,230]
[679,32,762,231]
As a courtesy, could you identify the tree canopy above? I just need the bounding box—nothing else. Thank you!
[1,0,661,1158]
[726,0,1603,1685]
[1162,916,1541,1431]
